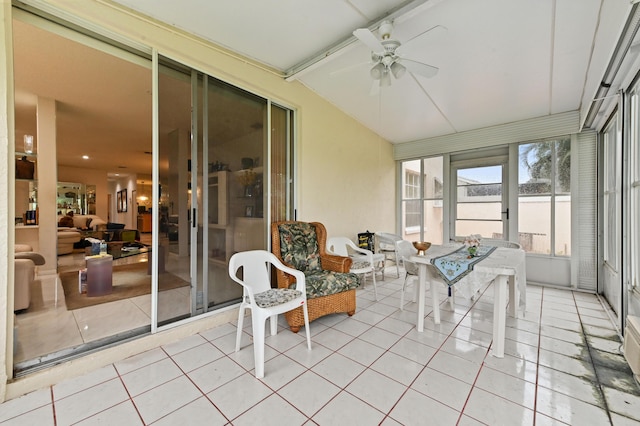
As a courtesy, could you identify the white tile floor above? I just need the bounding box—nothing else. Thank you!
[3,272,640,425]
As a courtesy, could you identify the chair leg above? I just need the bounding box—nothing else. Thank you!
[400,275,407,310]
[302,303,311,350]
[235,304,246,353]
[371,269,378,301]
[395,253,400,278]
[270,314,278,336]
[252,312,266,379]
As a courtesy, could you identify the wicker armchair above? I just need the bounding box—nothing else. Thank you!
[271,221,359,332]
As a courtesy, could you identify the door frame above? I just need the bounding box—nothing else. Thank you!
[449,154,509,241]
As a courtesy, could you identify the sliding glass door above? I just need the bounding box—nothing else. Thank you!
[10,6,296,370]
[202,78,267,310]
[156,56,294,327]
[156,57,194,325]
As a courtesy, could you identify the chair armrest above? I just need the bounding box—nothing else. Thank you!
[349,245,373,263]
[277,264,307,294]
[274,267,295,289]
[321,254,352,273]
[15,252,45,266]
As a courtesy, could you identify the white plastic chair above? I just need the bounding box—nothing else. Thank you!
[395,240,420,310]
[229,250,311,379]
[327,237,379,300]
[375,232,403,278]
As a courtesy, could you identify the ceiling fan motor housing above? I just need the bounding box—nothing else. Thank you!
[378,21,394,39]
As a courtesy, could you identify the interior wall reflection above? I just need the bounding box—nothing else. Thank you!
[206,78,267,310]
[157,55,285,325]
[157,57,194,326]
[271,104,293,222]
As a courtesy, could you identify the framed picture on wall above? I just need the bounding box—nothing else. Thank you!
[117,189,128,212]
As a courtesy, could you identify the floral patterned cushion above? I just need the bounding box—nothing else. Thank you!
[350,260,370,270]
[251,288,302,308]
[297,270,360,299]
[278,223,322,273]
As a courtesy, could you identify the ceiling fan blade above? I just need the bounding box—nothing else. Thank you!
[353,28,385,53]
[402,58,439,78]
[397,25,447,54]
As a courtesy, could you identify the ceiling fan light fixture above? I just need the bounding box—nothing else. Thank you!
[370,63,385,80]
[390,61,406,79]
[380,70,391,87]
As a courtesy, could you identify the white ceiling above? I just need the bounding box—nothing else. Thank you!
[110,0,634,144]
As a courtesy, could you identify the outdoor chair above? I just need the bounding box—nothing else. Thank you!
[229,250,311,379]
[327,236,379,300]
[271,221,359,332]
[376,232,403,278]
[395,240,420,310]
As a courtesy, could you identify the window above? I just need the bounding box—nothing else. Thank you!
[402,161,421,233]
[401,157,444,244]
[518,138,571,255]
[603,117,621,271]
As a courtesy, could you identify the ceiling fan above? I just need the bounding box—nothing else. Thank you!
[352,20,445,91]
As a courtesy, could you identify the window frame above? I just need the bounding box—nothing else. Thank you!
[517,137,572,257]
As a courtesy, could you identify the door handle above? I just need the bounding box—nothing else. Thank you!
[502,208,509,220]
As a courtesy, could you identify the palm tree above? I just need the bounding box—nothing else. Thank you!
[520,139,571,193]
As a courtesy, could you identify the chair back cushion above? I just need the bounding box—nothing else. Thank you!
[278,222,322,273]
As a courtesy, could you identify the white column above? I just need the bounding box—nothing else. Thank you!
[36,97,58,275]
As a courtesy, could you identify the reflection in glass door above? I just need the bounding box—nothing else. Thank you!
[452,163,507,240]
[157,57,194,326]
[203,79,266,310]
[157,56,287,326]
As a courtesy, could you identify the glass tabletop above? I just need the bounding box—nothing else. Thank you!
[107,242,150,260]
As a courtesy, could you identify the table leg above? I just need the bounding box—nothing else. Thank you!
[491,275,508,358]
[448,286,455,310]
[429,268,441,325]
[508,275,520,318]
[417,264,426,332]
